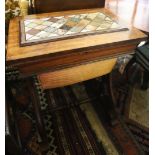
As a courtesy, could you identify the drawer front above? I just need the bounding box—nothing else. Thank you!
[38,58,117,89]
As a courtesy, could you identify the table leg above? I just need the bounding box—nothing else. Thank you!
[6,83,22,155]
[84,74,118,126]
[100,74,118,126]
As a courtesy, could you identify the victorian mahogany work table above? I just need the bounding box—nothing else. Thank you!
[6,8,147,149]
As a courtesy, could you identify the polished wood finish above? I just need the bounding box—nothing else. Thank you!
[38,58,117,89]
[6,5,148,144]
[33,0,105,13]
[105,0,149,32]
[6,8,147,77]
[7,8,146,61]
[8,42,137,77]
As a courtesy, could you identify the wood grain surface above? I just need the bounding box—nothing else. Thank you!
[6,8,147,77]
[38,58,117,89]
[7,8,147,61]
[7,42,137,77]
[34,0,105,13]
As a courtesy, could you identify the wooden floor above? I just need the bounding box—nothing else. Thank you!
[105,0,149,32]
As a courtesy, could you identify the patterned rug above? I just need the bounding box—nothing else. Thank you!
[70,82,145,155]
[8,56,148,155]
[42,88,107,155]
[10,74,147,155]
[13,79,107,155]
[110,63,149,155]
[126,88,149,154]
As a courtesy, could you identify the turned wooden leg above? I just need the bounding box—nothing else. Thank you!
[100,74,118,126]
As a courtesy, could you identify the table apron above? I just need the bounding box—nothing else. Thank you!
[6,42,138,78]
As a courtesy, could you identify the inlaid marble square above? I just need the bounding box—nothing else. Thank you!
[26,34,33,40]
[32,19,44,25]
[48,17,59,22]
[86,12,98,20]
[25,27,31,32]
[70,17,81,23]
[44,26,57,33]
[35,25,48,30]
[26,22,38,28]
[20,11,128,46]
[65,20,77,27]
[29,36,40,40]
[26,28,41,35]
[60,24,72,31]
[42,21,54,26]
[50,23,62,29]
[90,21,101,27]
[82,25,97,32]
[56,18,68,25]
[36,31,50,38]
[69,19,90,33]
[54,29,67,35]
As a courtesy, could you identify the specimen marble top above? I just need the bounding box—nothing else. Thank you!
[7,8,147,62]
[20,11,128,46]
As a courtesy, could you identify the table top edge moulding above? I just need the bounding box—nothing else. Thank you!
[7,8,147,64]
